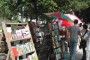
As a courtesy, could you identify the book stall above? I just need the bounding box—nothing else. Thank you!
[28,21,52,60]
[2,22,38,60]
[28,22,44,45]
[51,22,62,60]
[51,20,69,60]
[34,25,43,45]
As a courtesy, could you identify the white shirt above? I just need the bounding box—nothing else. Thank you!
[81,30,90,51]
[85,31,90,51]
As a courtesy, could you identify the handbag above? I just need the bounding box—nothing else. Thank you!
[79,30,88,49]
[79,39,86,49]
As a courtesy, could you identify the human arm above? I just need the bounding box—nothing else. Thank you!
[78,30,82,39]
[66,27,70,47]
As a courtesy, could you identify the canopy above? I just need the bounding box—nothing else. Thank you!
[47,12,82,24]
[52,18,73,26]
[46,12,82,26]
[64,14,82,24]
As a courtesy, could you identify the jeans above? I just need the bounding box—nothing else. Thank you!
[70,38,78,60]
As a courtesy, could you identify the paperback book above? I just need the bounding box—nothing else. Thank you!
[21,29,30,38]
[12,47,18,57]
[16,30,23,39]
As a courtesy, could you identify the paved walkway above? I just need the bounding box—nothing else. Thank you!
[39,46,83,60]
[68,46,83,60]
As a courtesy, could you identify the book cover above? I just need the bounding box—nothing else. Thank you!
[12,34,17,40]
[24,44,29,53]
[28,55,33,60]
[27,42,35,52]
[11,47,18,57]
[21,29,30,38]
[6,27,12,33]
[26,42,31,52]
[16,45,23,56]
[25,43,31,53]
[7,32,13,41]
[32,52,38,60]
[20,44,27,54]
[6,27,13,41]
[16,30,23,39]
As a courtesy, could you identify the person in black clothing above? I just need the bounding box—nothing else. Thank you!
[81,24,88,60]
[43,23,55,60]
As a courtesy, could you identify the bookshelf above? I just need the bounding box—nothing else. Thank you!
[51,22,62,60]
[2,22,38,60]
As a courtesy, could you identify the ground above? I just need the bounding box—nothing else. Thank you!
[68,46,83,60]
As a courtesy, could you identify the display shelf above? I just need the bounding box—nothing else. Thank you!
[2,22,38,60]
[51,22,61,60]
[6,23,27,25]
[18,51,35,57]
[10,37,31,42]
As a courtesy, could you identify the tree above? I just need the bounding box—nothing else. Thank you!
[0,0,90,22]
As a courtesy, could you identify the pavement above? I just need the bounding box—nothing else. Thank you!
[75,46,83,60]
[67,46,83,60]
[38,45,83,60]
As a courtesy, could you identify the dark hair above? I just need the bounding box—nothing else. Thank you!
[79,23,82,27]
[83,24,88,29]
[74,20,78,24]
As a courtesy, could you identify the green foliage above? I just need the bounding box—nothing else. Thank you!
[0,0,18,20]
[69,0,89,10]
[37,0,58,12]
[0,0,90,21]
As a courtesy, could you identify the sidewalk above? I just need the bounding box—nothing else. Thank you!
[39,46,83,60]
[67,46,83,60]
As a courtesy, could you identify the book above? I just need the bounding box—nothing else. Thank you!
[24,44,29,53]
[7,32,13,41]
[6,27,13,41]
[25,43,31,53]
[12,47,18,57]
[6,27,12,33]
[16,45,23,56]
[21,29,30,38]
[28,55,33,60]
[28,42,35,52]
[16,30,23,39]
[12,34,17,40]
[20,44,27,54]
[32,52,38,60]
